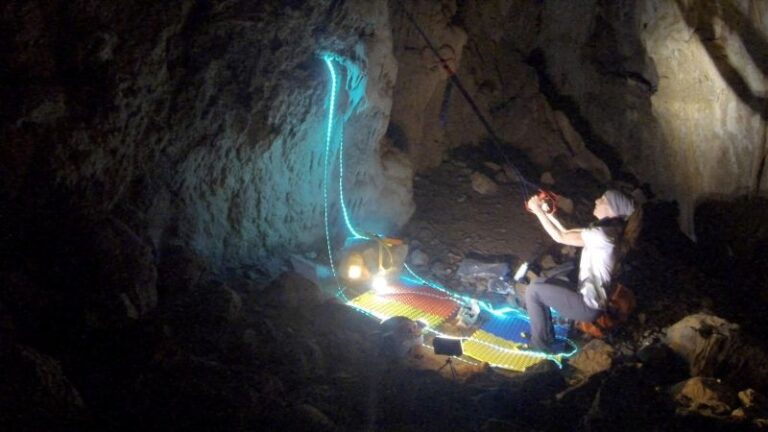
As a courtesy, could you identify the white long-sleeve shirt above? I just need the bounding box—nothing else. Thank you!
[578,226,617,310]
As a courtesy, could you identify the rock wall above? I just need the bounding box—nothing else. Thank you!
[388,0,767,236]
[0,0,410,272]
[535,0,768,235]
[640,0,768,233]
[387,0,611,181]
[3,0,768,275]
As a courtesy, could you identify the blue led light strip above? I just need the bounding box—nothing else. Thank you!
[337,118,367,240]
[322,56,349,302]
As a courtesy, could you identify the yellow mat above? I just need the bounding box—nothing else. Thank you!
[461,329,551,371]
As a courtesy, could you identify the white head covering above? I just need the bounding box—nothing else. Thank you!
[604,190,635,219]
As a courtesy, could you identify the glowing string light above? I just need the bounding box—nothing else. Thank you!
[322,56,349,302]
[337,117,367,240]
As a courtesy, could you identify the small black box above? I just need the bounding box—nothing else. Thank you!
[432,337,463,356]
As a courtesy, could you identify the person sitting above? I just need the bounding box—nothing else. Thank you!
[524,189,638,352]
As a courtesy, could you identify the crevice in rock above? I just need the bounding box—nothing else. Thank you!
[602,70,657,94]
[757,125,768,193]
[524,48,628,184]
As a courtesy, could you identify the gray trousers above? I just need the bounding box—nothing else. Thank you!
[524,264,601,350]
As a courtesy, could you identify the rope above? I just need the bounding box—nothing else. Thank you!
[392,0,542,201]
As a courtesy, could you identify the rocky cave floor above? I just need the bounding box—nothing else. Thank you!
[3,146,768,432]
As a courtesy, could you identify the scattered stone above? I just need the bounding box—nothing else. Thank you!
[470,171,499,195]
[483,161,501,172]
[409,248,430,267]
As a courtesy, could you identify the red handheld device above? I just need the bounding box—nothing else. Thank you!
[525,190,557,215]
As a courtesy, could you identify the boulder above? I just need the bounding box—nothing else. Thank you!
[663,313,739,377]
[567,339,615,379]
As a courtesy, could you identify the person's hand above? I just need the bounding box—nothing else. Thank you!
[527,195,544,214]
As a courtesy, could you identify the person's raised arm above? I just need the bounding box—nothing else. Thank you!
[545,211,567,232]
[527,195,585,247]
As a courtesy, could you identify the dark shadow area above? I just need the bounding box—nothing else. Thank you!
[525,48,629,184]
[385,121,410,152]
[694,195,768,336]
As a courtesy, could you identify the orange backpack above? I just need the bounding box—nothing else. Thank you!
[576,283,636,339]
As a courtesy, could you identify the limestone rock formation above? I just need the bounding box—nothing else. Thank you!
[664,313,740,377]
[536,0,768,235]
[1,0,411,274]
